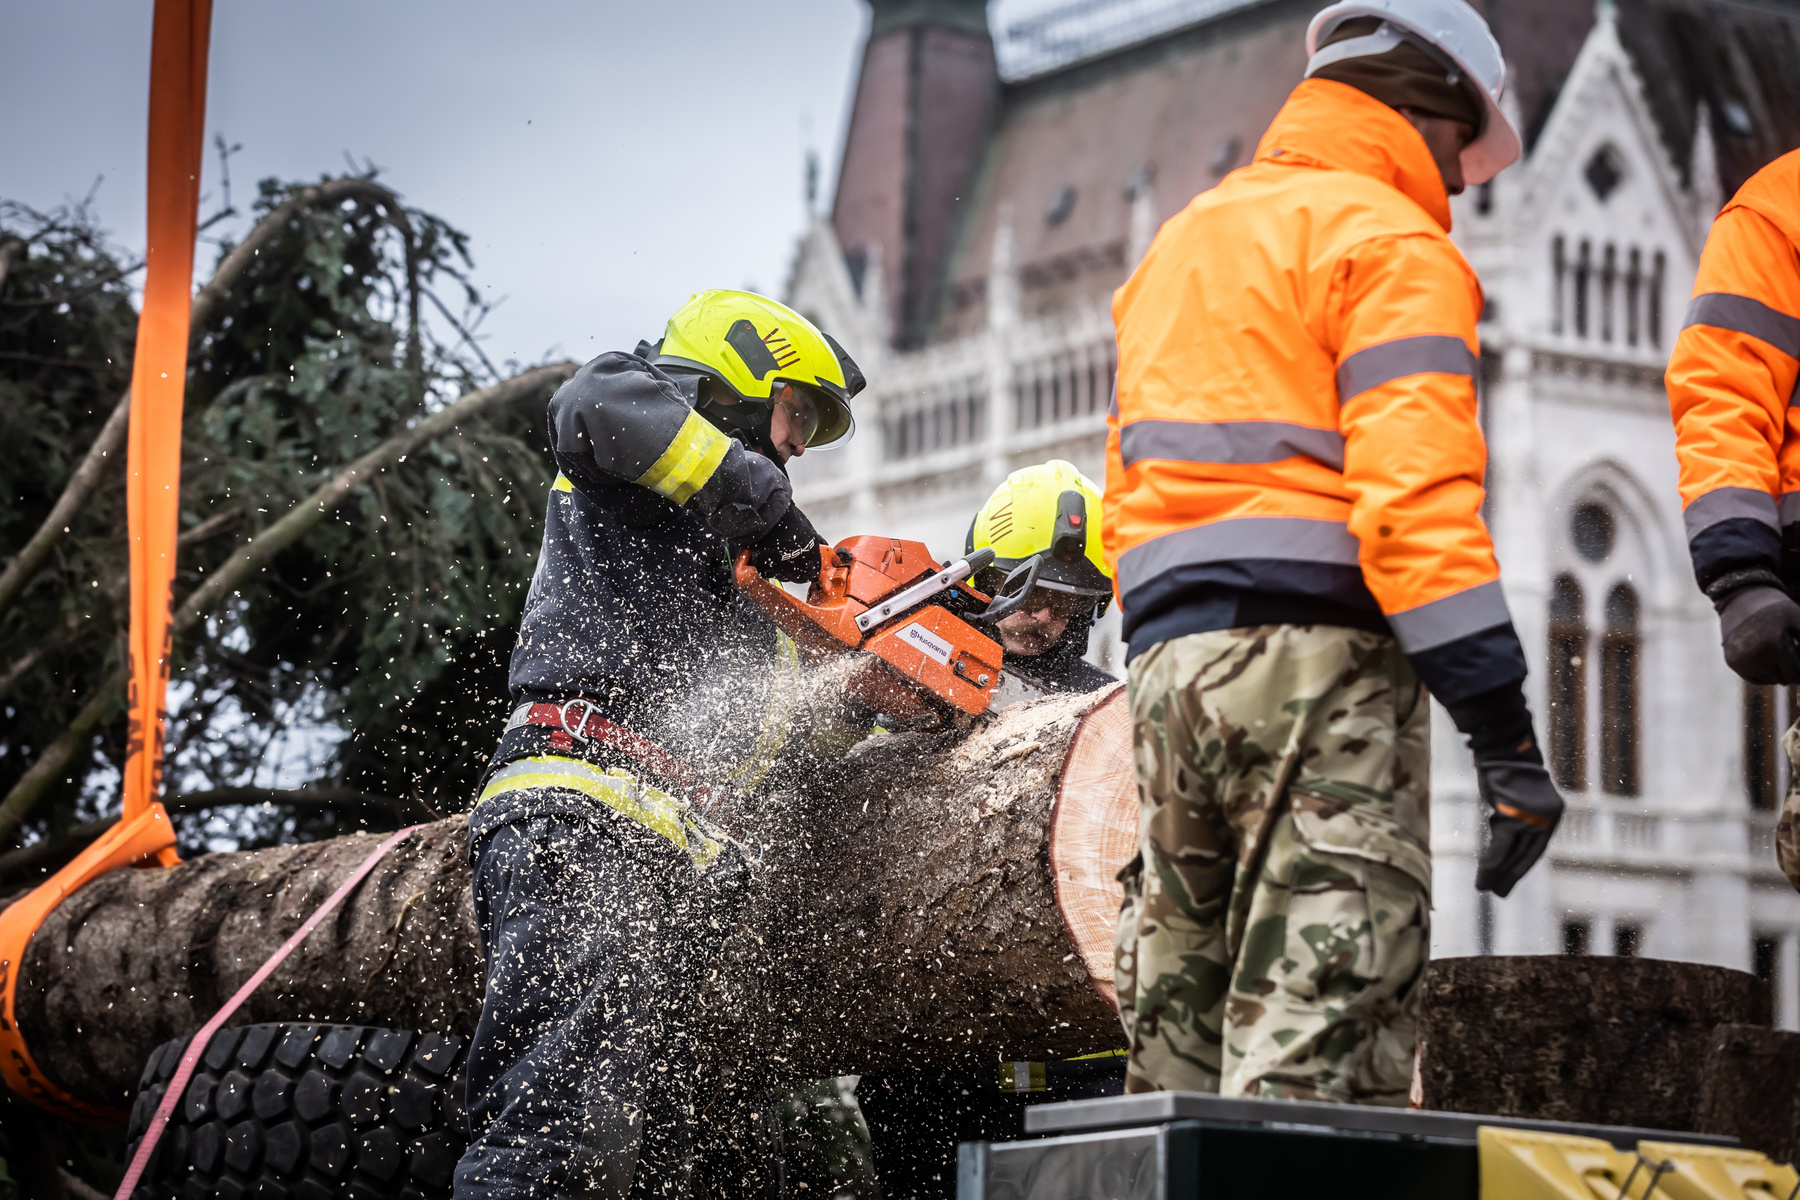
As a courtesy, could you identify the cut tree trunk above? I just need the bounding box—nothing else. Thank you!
[12,686,1138,1109]
[1416,955,1773,1132]
[1694,1023,1800,1164]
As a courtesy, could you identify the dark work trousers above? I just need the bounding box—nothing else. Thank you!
[453,807,716,1200]
[856,1061,1125,1200]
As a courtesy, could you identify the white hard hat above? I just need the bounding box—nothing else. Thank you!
[1306,0,1521,185]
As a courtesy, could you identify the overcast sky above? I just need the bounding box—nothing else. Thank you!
[3,0,1060,370]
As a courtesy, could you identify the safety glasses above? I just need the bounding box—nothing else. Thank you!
[777,385,823,446]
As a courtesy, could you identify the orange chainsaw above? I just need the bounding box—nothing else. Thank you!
[734,536,1048,725]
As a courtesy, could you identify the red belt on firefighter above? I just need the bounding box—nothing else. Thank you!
[503,699,728,816]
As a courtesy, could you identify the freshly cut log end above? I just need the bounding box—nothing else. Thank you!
[1047,685,1134,1007]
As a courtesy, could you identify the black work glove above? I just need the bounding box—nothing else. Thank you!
[1710,570,1800,685]
[1446,684,1563,898]
[709,448,794,542]
[747,502,826,583]
[1475,757,1563,897]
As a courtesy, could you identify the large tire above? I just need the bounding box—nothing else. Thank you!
[123,1023,470,1200]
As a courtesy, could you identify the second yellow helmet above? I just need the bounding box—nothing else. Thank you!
[966,460,1113,613]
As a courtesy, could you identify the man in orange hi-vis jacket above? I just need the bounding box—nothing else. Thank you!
[1106,0,1563,1105]
[1667,148,1800,889]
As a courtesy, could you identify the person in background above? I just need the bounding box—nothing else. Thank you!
[1664,147,1800,888]
[1105,0,1561,1107]
[855,460,1121,1200]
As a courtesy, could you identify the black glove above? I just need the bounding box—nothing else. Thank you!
[748,502,826,583]
[1475,758,1563,897]
[708,448,794,542]
[1445,684,1563,898]
[1712,574,1800,685]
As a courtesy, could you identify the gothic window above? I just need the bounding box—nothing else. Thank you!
[1613,923,1641,957]
[1745,686,1795,809]
[1552,235,1566,335]
[1584,144,1625,201]
[1754,934,1779,1013]
[1650,251,1666,347]
[1626,248,1643,347]
[1600,583,1640,797]
[1549,574,1588,791]
[1574,240,1593,338]
[1562,920,1591,955]
[1600,244,1618,342]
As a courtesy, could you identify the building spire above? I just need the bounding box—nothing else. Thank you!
[834,0,998,347]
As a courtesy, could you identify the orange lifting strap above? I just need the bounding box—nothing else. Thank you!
[0,0,213,1124]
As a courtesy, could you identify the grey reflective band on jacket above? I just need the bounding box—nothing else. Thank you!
[1114,516,1360,595]
[1683,293,1800,361]
[1780,492,1800,526]
[1336,335,1478,401]
[1385,578,1512,653]
[1118,419,1346,470]
[1683,485,1780,540]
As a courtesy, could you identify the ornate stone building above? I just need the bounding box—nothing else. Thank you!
[785,0,1800,1021]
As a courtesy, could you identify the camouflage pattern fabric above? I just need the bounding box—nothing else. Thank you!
[1115,625,1431,1106]
[1778,720,1800,893]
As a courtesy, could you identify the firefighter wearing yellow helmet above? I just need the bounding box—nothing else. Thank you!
[457,290,863,1197]
[965,460,1117,693]
[858,463,1120,1198]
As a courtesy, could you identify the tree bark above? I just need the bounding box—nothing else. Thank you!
[1694,1023,1800,1164]
[1416,955,1773,1133]
[11,687,1136,1108]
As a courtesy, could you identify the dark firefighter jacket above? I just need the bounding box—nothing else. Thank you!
[484,351,804,802]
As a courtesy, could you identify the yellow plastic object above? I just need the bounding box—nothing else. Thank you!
[1634,1140,1800,1199]
[1478,1127,1655,1199]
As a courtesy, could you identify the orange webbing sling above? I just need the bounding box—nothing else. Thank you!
[0,0,213,1123]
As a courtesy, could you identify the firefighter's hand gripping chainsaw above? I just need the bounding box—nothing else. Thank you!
[734,536,1049,726]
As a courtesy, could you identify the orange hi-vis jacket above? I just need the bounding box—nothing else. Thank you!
[1668,149,1800,596]
[1105,79,1525,710]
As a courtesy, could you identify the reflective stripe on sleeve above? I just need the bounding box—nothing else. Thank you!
[1683,293,1800,360]
[1115,516,1360,595]
[1118,419,1346,470]
[1385,579,1512,654]
[635,410,733,505]
[1336,334,1477,401]
[1780,492,1800,525]
[553,473,574,493]
[477,755,723,868]
[1683,486,1780,540]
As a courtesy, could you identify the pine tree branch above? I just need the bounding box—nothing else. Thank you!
[0,178,405,622]
[0,361,576,846]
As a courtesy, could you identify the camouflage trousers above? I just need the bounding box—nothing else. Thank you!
[1114,625,1432,1106]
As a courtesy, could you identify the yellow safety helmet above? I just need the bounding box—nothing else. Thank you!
[966,460,1113,614]
[653,289,863,449]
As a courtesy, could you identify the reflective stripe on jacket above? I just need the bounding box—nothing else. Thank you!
[476,755,724,869]
[1104,79,1524,705]
[1668,149,1800,592]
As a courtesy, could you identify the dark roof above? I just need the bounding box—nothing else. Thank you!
[1614,0,1800,196]
[863,0,1800,345]
[930,0,1317,340]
